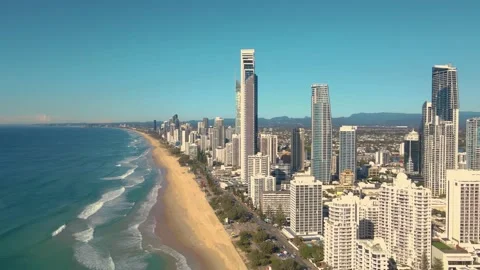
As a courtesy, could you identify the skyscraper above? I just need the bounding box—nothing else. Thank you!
[378,173,431,269]
[202,117,209,135]
[446,170,480,245]
[289,173,322,236]
[311,84,332,183]
[466,118,480,170]
[153,120,157,131]
[235,80,241,135]
[403,129,420,174]
[422,64,460,196]
[232,134,240,167]
[324,193,358,269]
[240,49,258,183]
[291,128,305,172]
[339,126,357,180]
[214,117,225,148]
[247,153,269,198]
[259,133,278,166]
[432,64,459,170]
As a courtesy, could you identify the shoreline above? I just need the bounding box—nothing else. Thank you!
[138,131,247,270]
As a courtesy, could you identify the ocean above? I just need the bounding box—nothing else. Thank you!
[0,126,189,270]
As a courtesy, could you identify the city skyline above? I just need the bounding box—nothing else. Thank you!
[2,1,480,123]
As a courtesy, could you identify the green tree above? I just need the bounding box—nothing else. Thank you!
[299,244,312,259]
[432,258,443,270]
[274,204,286,225]
[292,236,302,246]
[253,230,269,243]
[271,258,301,270]
[259,241,276,254]
[248,250,266,267]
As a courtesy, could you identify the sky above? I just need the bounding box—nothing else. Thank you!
[1,0,479,123]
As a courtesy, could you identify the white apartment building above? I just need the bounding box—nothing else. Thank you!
[259,133,278,166]
[232,134,240,167]
[250,175,276,209]
[247,153,269,197]
[324,193,358,269]
[432,241,480,270]
[357,196,379,239]
[215,147,225,164]
[261,190,290,216]
[355,238,389,270]
[466,118,480,170]
[378,173,431,269]
[290,173,322,236]
[446,170,480,245]
[324,193,379,269]
[225,142,233,166]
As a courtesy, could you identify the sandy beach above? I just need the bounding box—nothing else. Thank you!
[139,131,247,270]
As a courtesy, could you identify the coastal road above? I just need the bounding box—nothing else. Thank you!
[229,193,316,270]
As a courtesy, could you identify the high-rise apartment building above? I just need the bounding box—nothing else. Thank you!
[289,173,322,236]
[423,64,459,196]
[424,115,452,196]
[240,49,258,183]
[153,120,157,131]
[339,126,357,180]
[446,170,480,245]
[324,193,379,269]
[202,117,209,133]
[214,117,225,148]
[311,84,332,183]
[357,197,379,240]
[403,129,420,174]
[324,193,358,269]
[225,142,233,166]
[235,80,241,135]
[378,173,431,269]
[466,118,480,170]
[355,238,389,270]
[291,128,305,172]
[259,133,278,166]
[375,150,390,166]
[261,190,290,216]
[250,175,276,208]
[232,134,240,167]
[247,153,269,197]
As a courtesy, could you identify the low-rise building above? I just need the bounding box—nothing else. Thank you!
[432,241,480,270]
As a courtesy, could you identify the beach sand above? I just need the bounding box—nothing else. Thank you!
[140,132,247,270]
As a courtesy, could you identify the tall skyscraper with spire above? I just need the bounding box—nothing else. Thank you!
[423,64,459,196]
[235,80,241,135]
[240,49,258,183]
[311,84,332,183]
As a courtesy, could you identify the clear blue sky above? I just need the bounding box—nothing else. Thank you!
[1,0,479,123]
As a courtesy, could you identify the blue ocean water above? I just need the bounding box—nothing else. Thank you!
[0,126,188,270]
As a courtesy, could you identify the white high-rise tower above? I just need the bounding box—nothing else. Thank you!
[240,49,258,183]
[311,84,332,183]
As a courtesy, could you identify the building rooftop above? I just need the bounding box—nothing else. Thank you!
[432,241,467,254]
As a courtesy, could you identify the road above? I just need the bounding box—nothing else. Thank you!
[229,192,316,270]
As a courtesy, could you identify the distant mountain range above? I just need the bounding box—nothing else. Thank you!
[189,111,480,130]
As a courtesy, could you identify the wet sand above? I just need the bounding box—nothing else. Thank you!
[139,131,247,270]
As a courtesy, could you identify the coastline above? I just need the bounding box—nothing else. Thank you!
[138,131,247,270]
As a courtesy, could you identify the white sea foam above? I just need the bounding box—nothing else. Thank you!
[150,246,191,270]
[78,187,126,219]
[125,176,145,188]
[102,166,138,180]
[121,149,150,164]
[51,224,66,237]
[73,227,94,243]
[74,243,115,270]
[115,164,121,167]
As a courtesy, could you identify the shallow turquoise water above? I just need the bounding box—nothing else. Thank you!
[0,126,186,270]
